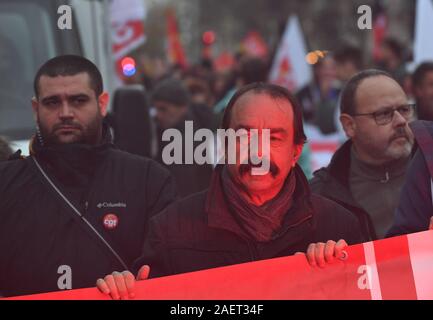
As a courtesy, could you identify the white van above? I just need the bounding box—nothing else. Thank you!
[0,0,116,155]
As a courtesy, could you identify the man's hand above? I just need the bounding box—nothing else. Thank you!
[429,217,433,230]
[301,240,348,268]
[96,265,150,300]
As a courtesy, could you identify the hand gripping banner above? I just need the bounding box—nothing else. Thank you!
[6,231,433,300]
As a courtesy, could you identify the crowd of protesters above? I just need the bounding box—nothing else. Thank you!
[1,33,433,298]
[110,37,422,199]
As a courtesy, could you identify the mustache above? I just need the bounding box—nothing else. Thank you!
[390,127,409,143]
[239,158,280,177]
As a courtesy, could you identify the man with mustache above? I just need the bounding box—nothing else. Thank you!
[96,83,364,300]
[0,55,176,297]
[310,70,415,240]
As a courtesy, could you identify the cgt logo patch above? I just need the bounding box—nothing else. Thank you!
[103,213,119,230]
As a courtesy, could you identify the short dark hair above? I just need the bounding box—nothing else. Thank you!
[334,45,364,70]
[412,62,433,88]
[151,78,190,107]
[340,69,394,116]
[383,37,404,60]
[34,55,103,98]
[221,82,307,145]
[239,57,268,85]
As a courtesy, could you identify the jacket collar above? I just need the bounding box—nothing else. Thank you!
[327,139,353,187]
[325,138,411,189]
[315,140,360,208]
[30,122,114,187]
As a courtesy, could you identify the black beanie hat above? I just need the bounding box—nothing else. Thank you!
[151,78,190,107]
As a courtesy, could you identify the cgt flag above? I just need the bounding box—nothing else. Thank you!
[110,0,146,79]
[269,15,312,93]
[6,231,433,300]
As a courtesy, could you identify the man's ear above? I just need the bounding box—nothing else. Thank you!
[340,113,356,139]
[292,144,304,167]
[31,97,39,122]
[98,92,109,117]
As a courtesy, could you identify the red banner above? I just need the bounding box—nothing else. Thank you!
[5,231,433,300]
[166,9,188,68]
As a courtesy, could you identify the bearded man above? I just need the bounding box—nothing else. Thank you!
[0,55,176,297]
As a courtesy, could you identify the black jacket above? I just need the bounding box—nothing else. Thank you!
[0,134,176,297]
[387,121,433,237]
[133,165,364,278]
[309,141,377,241]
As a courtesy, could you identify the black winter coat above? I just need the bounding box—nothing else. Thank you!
[309,141,377,241]
[133,165,365,278]
[0,138,176,297]
[387,121,433,237]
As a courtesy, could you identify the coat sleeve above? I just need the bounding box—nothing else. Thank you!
[311,194,366,245]
[345,212,366,245]
[331,200,366,245]
[387,150,432,237]
[132,210,174,278]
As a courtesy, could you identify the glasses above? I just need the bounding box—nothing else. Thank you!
[352,103,416,126]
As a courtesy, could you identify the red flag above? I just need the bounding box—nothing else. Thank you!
[166,8,188,68]
[372,1,388,62]
[214,51,235,72]
[240,31,269,59]
[110,0,147,81]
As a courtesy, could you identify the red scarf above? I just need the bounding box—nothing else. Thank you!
[221,167,296,242]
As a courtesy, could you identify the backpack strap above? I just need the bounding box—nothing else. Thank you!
[31,156,128,270]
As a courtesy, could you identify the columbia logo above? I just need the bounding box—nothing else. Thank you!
[97,202,127,209]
